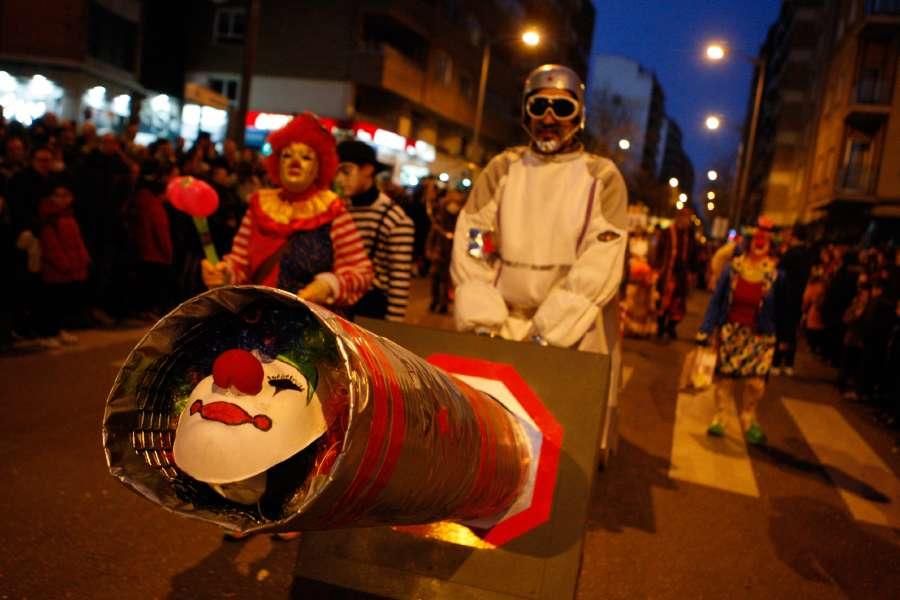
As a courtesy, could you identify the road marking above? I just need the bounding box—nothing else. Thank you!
[668,387,760,497]
[783,397,900,528]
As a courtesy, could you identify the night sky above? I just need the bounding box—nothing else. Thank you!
[590,0,782,186]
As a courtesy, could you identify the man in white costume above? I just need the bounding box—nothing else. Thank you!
[451,64,628,463]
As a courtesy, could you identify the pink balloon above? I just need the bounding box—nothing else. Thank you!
[166,176,220,218]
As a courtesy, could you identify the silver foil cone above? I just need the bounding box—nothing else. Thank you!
[103,286,531,534]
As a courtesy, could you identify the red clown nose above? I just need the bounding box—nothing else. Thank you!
[212,349,264,395]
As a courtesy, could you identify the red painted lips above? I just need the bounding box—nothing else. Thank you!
[190,399,272,431]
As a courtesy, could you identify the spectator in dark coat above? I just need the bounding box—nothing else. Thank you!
[773,228,814,375]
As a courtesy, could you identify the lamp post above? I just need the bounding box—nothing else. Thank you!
[704,41,766,230]
[472,28,541,162]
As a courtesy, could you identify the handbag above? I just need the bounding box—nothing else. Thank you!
[690,346,717,389]
[679,344,718,391]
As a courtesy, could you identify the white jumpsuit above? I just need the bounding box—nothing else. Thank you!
[451,145,628,458]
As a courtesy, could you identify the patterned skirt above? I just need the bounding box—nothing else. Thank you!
[716,322,775,378]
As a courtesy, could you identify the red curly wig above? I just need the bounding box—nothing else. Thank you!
[264,113,338,189]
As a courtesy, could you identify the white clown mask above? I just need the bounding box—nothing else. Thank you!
[173,348,327,485]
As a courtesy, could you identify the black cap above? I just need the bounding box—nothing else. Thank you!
[336,140,389,172]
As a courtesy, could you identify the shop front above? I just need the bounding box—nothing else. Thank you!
[180,82,230,146]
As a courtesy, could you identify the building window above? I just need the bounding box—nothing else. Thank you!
[855,39,893,104]
[435,50,453,86]
[459,72,475,100]
[840,135,875,193]
[209,76,240,102]
[88,2,137,72]
[214,6,247,44]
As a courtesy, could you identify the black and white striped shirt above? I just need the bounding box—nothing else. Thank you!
[348,192,415,321]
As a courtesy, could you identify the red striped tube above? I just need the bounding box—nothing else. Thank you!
[103,285,530,534]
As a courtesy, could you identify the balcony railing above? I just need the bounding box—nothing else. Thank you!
[866,0,900,15]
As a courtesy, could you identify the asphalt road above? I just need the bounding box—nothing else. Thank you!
[1,280,898,599]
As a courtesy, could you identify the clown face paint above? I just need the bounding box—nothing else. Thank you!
[173,351,327,485]
[279,142,319,193]
[750,229,771,258]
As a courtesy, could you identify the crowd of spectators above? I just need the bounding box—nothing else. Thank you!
[800,243,900,416]
[0,110,465,352]
[0,111,292,350]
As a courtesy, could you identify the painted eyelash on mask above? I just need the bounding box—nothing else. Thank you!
[268,375,304,395]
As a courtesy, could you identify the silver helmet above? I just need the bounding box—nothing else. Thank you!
[522,64,586,152]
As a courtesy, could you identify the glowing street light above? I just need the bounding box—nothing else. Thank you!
[676,201,684,210]
[618,138,631,150]
[707,191,716,200]
[707,169,718,181]
[705,43,726,61]
[705,115,721,131]
[707,201,716,211]
[473,27,542,160]
[678,193,688,202]
[668,177,679,188]
[521,29,541,47]
[438,172,450,182]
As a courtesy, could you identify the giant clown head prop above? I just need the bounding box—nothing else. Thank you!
[173,348,328,504]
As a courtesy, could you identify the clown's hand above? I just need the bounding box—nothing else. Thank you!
[298,278,334,304]
[201,259,232,288]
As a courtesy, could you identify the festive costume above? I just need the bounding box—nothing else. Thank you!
[206,114,373,308]
[452,64,628,462]
[654,220,697,339]
[698,220,779,443]
[451,148,627,350]
[345,188,415,321]
[336,140,415,322]
[622,232,658,337]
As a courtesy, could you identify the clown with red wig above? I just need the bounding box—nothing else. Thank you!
[202,114,373,306]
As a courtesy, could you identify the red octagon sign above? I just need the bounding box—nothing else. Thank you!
[427,354,564,546]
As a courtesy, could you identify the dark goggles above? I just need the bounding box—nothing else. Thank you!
[525,95,580,120]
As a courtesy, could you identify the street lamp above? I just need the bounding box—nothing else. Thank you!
[707,169,718,181]
[678,192,688,203]
[707,201,715,211]
[705,42,726,61]
[703,39,766,229]
[472,27,541,161]
[676,201,684,210]
[521,29,541,47]
[707,191,716,200]
[668,177,679,188]
[618,138,631,150]
[704,115,721,131]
